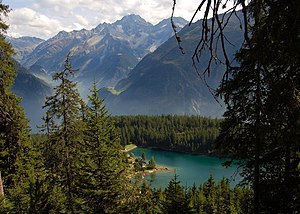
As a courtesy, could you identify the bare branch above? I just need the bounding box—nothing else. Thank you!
[173,0,250,80]
[171,0,185,54]
[189,0,207,26]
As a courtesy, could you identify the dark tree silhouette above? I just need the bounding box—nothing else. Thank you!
[172,1,300,213]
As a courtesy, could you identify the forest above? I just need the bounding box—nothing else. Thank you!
[171,0,300,212]
[0,0,299,213]
[0,36,251,212]
[115,115,221,154]
[125,175,253,213]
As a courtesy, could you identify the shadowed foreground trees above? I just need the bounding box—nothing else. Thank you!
[0,2,37,212]
[173,0,300,213]
[143,174,253,214]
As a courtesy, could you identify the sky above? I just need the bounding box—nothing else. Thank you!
[4,0,203,40]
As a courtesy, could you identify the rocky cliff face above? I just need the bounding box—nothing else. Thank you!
[7,36,44,62]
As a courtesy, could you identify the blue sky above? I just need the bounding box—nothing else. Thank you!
[4,0,202,39]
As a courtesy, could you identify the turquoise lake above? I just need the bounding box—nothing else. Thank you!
[131,148,241,189]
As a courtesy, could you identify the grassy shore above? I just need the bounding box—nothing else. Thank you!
[124,144,137,152]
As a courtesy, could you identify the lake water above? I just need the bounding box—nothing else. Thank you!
[131,148,241,189]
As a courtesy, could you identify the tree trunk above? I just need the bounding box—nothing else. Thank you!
[0,171,4,196]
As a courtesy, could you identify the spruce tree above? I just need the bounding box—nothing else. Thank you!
[162,174,193,214]
[215,1,300,212]
[79,81,128,213]
[0,2,31,189]
[42,53,85,213]
[148,155,156,169]
[0,3,51,212]
[0,2,33,209]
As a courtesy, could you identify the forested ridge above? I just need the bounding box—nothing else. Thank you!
[115,115,221,154]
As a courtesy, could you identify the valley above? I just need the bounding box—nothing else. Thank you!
[2,0,298,212]
[9,13,244,131]
[7,12,243,191]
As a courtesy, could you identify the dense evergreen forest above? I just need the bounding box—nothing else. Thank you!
[0,0,299,212]
[127,175,253,213]
[114,115,221,154]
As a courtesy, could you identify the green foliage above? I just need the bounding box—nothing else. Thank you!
[161,174,194,214]
[0,1,32,190]
[41,53,85,212]
[115,115,221,154]
[215,0,300,212]
[0,3,42,213]
[78,81,129,213]
[8,134,68,213]
[0,195,13,212]
[147,156,156,170]
[159,174,252,214]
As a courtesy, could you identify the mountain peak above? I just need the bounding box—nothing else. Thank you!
[53,30,69,39]
[154,17,188,29]
[116,14,152,27]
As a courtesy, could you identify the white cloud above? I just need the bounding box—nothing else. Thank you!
[8,8,63,39]
[5,0,204,39]
[74,15,89,27]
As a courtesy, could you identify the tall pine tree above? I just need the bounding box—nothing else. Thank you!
[79,81,128,213]
[42,53,85,213]
[162,174,193,214]
[0,3,47,212]
[215,1,300,212]
[0,2,31,189]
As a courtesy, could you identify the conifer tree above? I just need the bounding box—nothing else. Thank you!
[162,174,193,214]
[172,0,299,212]
[79,81,128,213]
[197,184,206,213]
[214,1,300,212]
[0,2,31,189]
[0,3,51,212]
[0,3,38,211]
[148,155,156,169]
[42,53,85,213]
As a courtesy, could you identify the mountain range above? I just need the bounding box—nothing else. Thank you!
[103,12,244,116]
[19,15,187,94]
[9,13,244,131]
[7,36,44,62]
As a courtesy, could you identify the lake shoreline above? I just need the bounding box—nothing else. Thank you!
[124,144,137,152]
[136,146,227,158]
[130,147,240,188]
[133,165,174,180]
